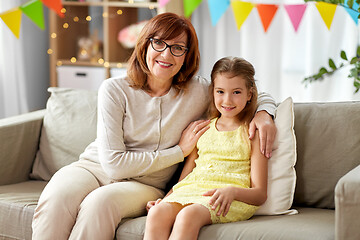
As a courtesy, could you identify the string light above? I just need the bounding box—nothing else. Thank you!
[50,2,157,73]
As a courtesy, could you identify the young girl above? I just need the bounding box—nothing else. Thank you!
[144,57,268,240]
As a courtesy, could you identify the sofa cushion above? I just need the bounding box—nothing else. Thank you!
[30,88,98,181]
[255,97,297,215]
[116,208,334,240]
[293,101,360,208]
[0,181,47,240]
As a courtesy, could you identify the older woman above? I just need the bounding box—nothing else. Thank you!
[32,13,276,240]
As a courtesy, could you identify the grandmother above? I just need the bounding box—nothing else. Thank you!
[32,12,276,240]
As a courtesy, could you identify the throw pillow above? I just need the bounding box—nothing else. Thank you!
[30,87,98,181]
[255,97,298,215]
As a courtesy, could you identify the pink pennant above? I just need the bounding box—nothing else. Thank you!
[284,4,307,32]
[159,0,171,8]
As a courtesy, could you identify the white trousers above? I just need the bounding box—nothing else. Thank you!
[32,162,164,240]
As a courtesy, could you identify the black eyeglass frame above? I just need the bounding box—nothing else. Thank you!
[149,38,188,57]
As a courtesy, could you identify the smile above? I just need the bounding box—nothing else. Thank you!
[222,106,235,111]
[156,60,172,67]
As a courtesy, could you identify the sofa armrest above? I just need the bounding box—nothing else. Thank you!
[0,110,45,185]
[335,164,360,240]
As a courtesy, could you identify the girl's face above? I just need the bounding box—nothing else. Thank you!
[146,33,187,85]
[213,73,252,120]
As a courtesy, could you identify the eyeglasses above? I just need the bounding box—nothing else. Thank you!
[149,38,188,57]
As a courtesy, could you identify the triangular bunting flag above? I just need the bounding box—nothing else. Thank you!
[284,4,307,32]
[231,1,254,31]
[159,0,171,8]
[315,2,337,30]
[208,0,230,26]
[0,7,22,38]
[41,0,64,18]
[184,0,202,17]
[20,0,45,30]
[256,4,279,32]
[342,1,359,24]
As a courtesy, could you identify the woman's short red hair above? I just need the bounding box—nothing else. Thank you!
[127,13,200,92]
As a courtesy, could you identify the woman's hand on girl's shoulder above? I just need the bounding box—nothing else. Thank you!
[178,119,210,157]
[249,111,276,158]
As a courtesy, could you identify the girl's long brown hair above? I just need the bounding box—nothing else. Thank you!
[208,57,258,125]
[127,13,200,93]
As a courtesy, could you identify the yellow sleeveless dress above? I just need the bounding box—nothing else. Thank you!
[163,118,258,224]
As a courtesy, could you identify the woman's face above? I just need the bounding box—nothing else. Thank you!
[146,33,187,85]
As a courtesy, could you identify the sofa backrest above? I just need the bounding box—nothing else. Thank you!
[293,101,360,209]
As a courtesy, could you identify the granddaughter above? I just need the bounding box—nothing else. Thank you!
[144,57,268,240]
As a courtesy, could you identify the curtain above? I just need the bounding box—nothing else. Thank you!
[192,0,360,102]
[0,0,49,119]
[0,1,29,118]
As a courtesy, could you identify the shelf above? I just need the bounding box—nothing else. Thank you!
[49,0,183,88]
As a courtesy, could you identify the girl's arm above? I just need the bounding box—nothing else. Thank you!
[164,147,198,198]
[204,130,268,216]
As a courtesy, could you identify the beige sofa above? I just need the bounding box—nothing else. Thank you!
[0,87,359,240]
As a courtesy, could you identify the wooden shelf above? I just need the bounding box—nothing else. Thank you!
[49,0,183,88]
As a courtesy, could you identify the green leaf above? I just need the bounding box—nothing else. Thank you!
[357,46,360,56]
[347,0,354,8]
[329,59,337,70]
[319,67,328,74]
[340,50,348,60]
[350,57,358,64]
[349,67,358,78]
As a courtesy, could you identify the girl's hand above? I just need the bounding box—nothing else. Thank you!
[178,119,210,157]
[203,187,235,217]
[146,198,162,212]
[249,110,276,159]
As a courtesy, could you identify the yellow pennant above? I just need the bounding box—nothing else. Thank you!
[0,7,22,38]
[231,1,254,31]
[315,2,337,30]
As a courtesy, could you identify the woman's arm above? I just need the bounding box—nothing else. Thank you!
[96,80,184,180]
[250,92,277,158]
[203,131,268,216]
[96,79,209,181]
